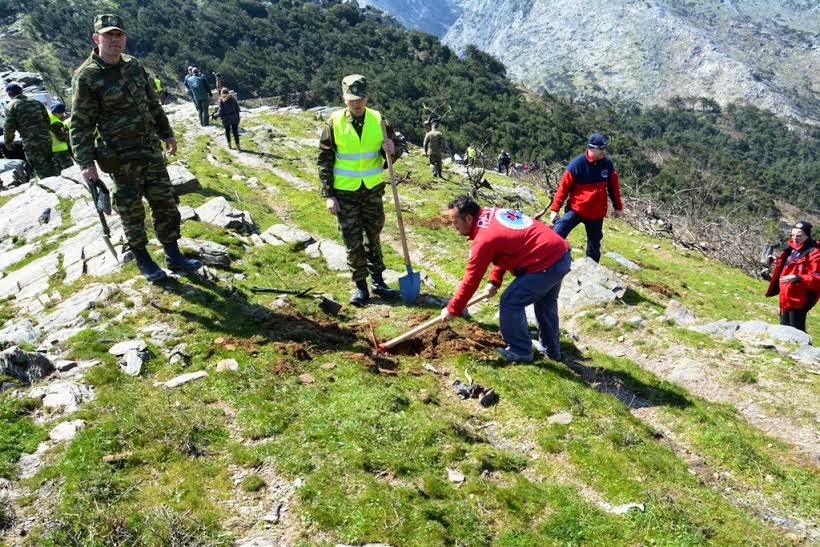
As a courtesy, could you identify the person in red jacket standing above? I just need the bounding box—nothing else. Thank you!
[766,221,820,332]
[440,195,571,362]
[549,133,623,262]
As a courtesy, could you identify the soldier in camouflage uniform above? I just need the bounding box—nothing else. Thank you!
[423,122,445,178]
[3,83,60,179]
[70,14,200,282]
[318,74,402,306]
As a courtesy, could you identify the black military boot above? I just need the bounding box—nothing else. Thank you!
[371,272,400,299]
[132,247,167,282]
[163,241,202,272]
[350,280,369,307]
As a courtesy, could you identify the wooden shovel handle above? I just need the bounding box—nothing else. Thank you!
[381,119,412,266]
[379,291,492,350]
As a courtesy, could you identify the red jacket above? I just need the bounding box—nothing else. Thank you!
[447,208,570,315]
[550,150,623,221]
[766,239,820,312]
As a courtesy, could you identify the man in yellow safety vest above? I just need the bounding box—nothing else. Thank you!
[48,102,73,171]
[318,74,404,307]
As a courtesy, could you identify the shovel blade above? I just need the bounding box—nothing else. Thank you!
[398,268,421,305]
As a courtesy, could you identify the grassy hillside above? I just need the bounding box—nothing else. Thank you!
[0,103,817,545]
[0,0,817,217]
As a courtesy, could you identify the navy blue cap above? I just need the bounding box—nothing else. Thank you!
[50,102,66,114]
[794,221,812,237]
[5,82,22,95]
[587,133,609,149]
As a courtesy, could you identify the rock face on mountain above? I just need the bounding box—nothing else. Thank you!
[360,0,819,123]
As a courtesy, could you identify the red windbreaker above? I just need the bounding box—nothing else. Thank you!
[766,239,820,312]
[550,150,623,220]
[447,208,570,316]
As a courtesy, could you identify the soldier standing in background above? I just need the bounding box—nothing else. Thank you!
[423,121,445,178]
[318,74,402,306]
[70,13,200,282]
[3,82,60,178]
[48,102,73,171]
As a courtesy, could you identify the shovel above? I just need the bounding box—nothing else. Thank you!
[381,119,420,305]
[377,291,492,352]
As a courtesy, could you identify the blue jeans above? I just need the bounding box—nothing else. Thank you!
[499,250,572,359]
[553,210,604,262]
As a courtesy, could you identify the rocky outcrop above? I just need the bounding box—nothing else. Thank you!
[365,0,820,123]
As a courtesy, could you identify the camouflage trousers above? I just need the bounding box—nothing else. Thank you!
[24,144,60,179]
[53,150,73,172]
[335,184,387,283]
[111,156,181,249]
[428,153,442,177]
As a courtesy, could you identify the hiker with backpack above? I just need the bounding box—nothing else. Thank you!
[187,68,212,126]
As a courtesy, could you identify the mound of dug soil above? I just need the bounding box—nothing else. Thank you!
[390,322,503,359]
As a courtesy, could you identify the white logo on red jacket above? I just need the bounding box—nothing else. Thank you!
[495,209,533,230]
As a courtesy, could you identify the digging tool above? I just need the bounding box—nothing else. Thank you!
[250,286,315,297]
[377,291,492,352]
[248,286,342,315]
[381,119,420,305]
[65,175,119,262]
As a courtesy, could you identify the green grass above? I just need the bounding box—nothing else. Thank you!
[3,109,817,546]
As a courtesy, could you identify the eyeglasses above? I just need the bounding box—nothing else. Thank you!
[588,145,607,151]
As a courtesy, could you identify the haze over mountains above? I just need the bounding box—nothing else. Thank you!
[359,0,820,123]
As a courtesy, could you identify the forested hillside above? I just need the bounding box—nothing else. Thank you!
[2,0,818,215]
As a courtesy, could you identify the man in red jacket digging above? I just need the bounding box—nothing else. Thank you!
[549,133,623,262]
[441,195,571,363]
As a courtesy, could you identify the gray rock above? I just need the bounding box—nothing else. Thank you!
[662,299,696,326]
[54,359,77,372]
[40,381,94,412]
[760,324,812,346]
[790,345,820,365]
[547,412,573,425]
[260,224,314,248]
[667,358,702,385]
[4,71,41,86]
[236,535,279,547]
[626,315,645,327]
[37,284,113,335]
[121,349,144,376]
[0,185,63,242]
[305,240,348,271]
[49,419,85,442]
[195,197,256,233]
[108,339,147,356]
[0,319,38,346]
[0,346,54,383]
[0,242,36,272]
[559,258,628,314]
[167,164,202,196]
[59,221,126,283]
[178,205,198,221]
[604,252,641,271]
[597,314,618,328]
[297,262,319,276]
[216,358,239,372]
[178,238,231,266]
[0,159,28,187]
[37,176,88,199]
[690,319,740,338]
[162,370,208,388]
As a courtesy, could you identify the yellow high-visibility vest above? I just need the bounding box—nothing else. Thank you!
[154,78,163,92]
[331,107,384,191]
[49,112,69,153]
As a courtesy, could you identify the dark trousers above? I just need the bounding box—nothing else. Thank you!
[780,308,809,332]
[195,99,210,126]
[553,210,604,262]
[224,124,239,147]
[499,250,572,359]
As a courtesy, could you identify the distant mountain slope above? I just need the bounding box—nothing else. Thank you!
[360,0,820,123]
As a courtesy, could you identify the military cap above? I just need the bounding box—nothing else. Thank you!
[587,133,609,149]
[341,74,367,100]
[94,14,125,34]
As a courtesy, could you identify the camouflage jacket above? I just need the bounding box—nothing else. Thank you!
[3,94,51,149]
[70,49,173,168]
[423,129,444,156]
[317,108,402,198]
